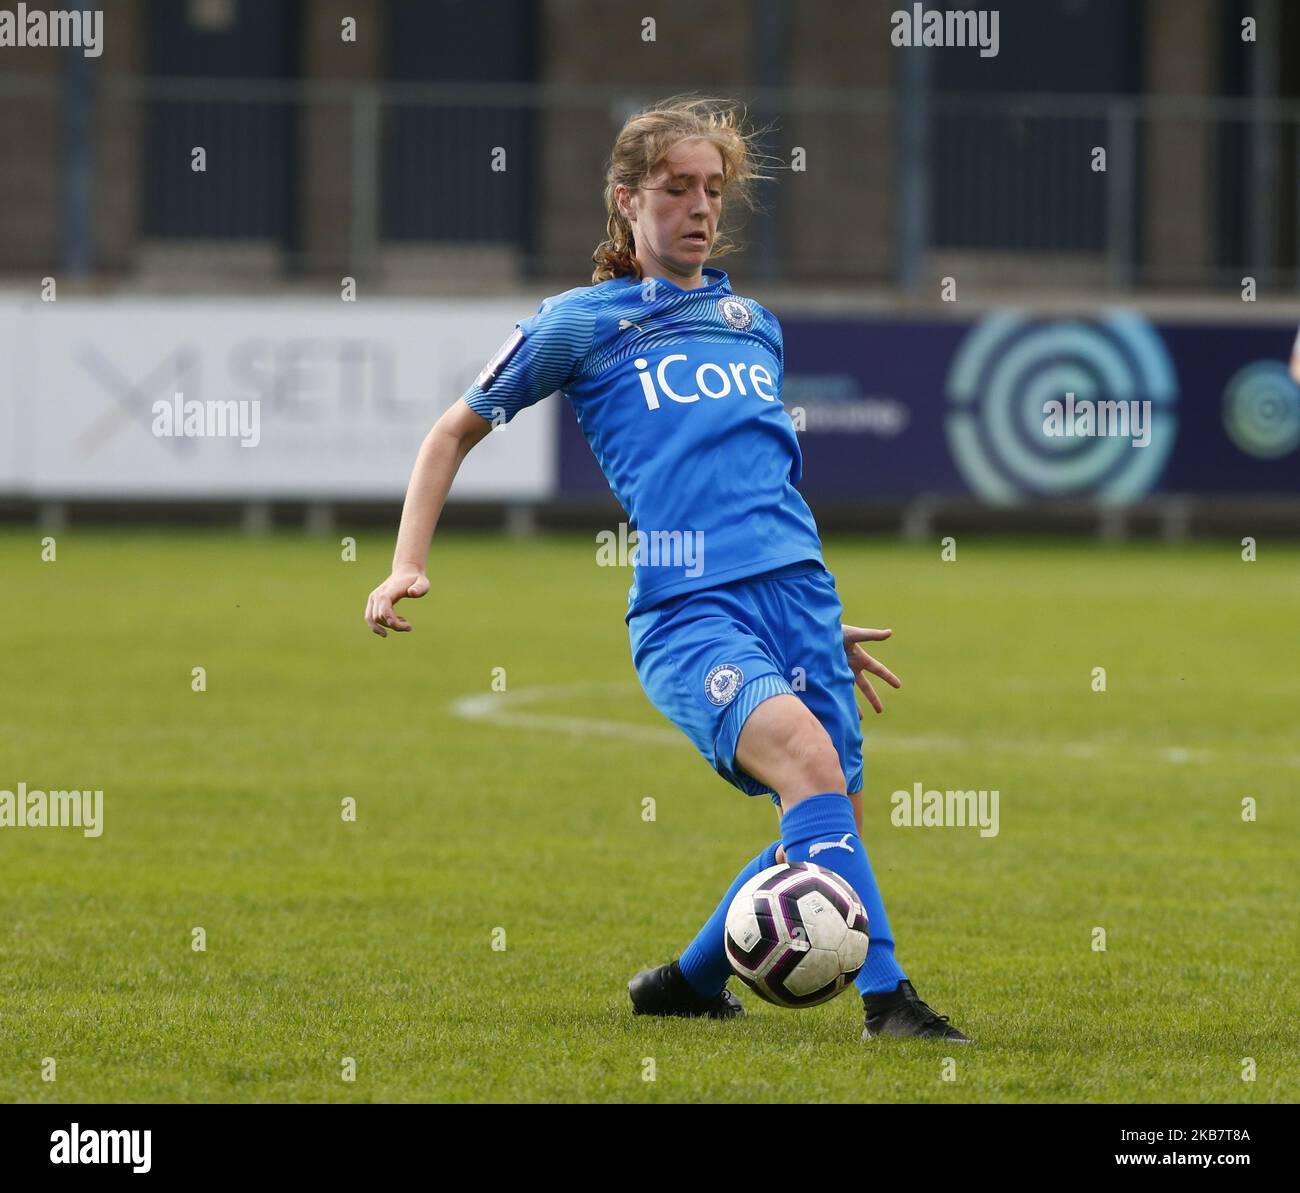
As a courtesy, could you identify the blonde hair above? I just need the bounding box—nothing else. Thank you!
[591,94,772,284]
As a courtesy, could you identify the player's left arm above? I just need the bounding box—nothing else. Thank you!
[1290,327,1300,385]
[842,626,901,717]
[769,310,900,716]
[774,312,902,718]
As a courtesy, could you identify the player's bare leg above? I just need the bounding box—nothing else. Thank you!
[738,695,972,1043]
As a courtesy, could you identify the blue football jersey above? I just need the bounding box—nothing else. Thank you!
[461,267,824,620]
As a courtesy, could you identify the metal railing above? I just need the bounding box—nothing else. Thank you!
[2,75,1298,293]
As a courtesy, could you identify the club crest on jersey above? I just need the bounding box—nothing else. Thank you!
[705,663,744,706]
[717,297,753,331]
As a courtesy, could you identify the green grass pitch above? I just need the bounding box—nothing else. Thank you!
[1,528,1296,1103]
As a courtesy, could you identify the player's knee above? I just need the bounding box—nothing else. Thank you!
[780,716,845,797]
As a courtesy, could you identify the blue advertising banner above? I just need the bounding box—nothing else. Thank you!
[556,311,1300,505]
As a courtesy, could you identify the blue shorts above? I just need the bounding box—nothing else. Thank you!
[627,560,864,804]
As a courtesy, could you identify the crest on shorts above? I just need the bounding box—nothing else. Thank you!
[716,297,752,331]
[705,662,744,706]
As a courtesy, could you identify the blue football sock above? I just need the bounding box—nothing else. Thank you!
[678,839,782,997]
[779,793,908,996]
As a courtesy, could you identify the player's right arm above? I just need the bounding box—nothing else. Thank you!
[365,397,492,637]
[364,290,594,638]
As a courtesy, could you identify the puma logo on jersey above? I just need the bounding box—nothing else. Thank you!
[618,318,644,333]
[808,833,854,858]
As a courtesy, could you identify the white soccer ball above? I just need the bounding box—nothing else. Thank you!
[724,862,869,1008]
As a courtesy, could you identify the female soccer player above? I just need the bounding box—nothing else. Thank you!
[365,95,969,1042]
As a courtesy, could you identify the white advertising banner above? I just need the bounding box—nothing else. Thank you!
[0,297,555,499]
[0,297,22,492]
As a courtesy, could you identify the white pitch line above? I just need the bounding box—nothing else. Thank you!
[451,683,680,744]
[451,682,1300,767]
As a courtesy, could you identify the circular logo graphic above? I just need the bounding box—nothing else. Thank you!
[717,297,753,331]
[1222,360,1300,459]
[944,311,1179,505]
[704,663,744,706]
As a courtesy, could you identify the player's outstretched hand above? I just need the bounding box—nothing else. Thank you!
[365,570,430,637]
[841,625,901,717]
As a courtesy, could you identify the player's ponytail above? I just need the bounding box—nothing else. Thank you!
[593,202,642,284]
[592,94,772,285]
